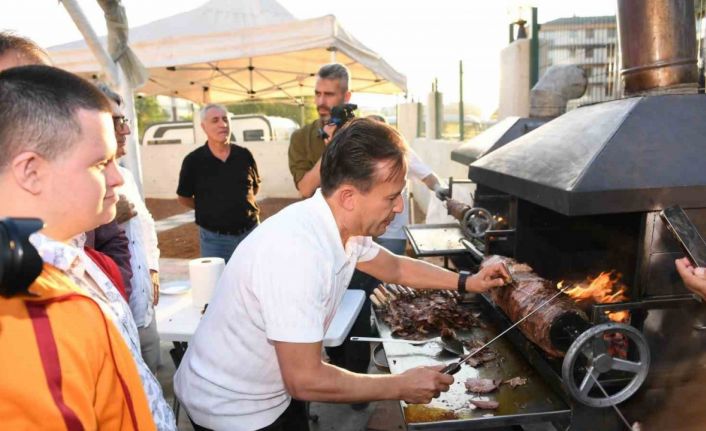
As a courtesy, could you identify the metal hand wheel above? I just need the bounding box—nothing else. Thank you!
[462,207,494,239]
[562,322,650,407]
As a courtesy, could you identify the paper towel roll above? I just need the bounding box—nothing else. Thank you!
[189,257,225,310]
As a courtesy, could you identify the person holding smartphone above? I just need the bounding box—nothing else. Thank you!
[675,257,706,301]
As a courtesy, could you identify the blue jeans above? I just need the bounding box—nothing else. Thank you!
[199,226,255,263]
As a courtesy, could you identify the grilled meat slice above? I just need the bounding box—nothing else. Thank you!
[464,378,500,394]
[470,399,500,410]
[503,376,528,388]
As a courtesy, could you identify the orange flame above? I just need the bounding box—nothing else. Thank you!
[562,271,629,322]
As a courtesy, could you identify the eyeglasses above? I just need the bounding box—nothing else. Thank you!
[112,115,130,129]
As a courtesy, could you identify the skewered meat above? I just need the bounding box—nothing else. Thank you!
[464,378,500,393]
[503,376,528,388]
[469,399,500,410]
[379,288,481,339]
[482,255,588,357]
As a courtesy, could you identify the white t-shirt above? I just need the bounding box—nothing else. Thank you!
[379,148,434,240]
[174,190,380,431]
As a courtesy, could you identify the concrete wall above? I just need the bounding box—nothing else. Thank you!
[409,137,471,221]
[140,136,470,210]
[397,102,419,143]
[499,38,530,119]
[139,140,299,199]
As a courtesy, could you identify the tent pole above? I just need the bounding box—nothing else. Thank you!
[117,68,144,196]
[59,0,120,86]
[60,0,144,197]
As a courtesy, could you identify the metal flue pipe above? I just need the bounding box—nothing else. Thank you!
[618,0,699,95]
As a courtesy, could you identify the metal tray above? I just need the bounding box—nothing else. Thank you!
[373,297,571,430]
[404,223,469,257]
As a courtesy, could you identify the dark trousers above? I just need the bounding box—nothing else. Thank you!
[325,269,379,373]
[190,399,309,431]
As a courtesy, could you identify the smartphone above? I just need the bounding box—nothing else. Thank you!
[660,206,706,268]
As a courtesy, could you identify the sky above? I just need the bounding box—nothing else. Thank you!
[0,0,616,118]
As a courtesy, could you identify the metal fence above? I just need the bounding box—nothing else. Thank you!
[538,15,621,109]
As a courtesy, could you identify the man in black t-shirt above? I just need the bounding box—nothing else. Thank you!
[177,104,261,262]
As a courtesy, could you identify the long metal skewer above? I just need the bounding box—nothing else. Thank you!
[589,373,635,430]
[442,284,569,375]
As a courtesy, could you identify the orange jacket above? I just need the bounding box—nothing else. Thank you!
[0,264,157,431]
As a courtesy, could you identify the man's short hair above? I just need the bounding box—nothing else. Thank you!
[320,117,407,197]
[317,63,350,93]
[94,81,123,106]
[200,103,229,122]
[0,65,111,172]
[0,31,51,66]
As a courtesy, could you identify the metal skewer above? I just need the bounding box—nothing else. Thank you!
[589,373,635,430]
[441,284,570,375]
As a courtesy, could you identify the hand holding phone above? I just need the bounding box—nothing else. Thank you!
[660,206,706,268]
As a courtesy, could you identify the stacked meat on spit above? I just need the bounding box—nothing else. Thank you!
[481,255,588,358]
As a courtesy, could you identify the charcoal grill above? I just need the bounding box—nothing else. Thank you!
[400,1,706,429]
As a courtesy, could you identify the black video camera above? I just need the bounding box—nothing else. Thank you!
[0,218,44,298]
[319,103,358,140]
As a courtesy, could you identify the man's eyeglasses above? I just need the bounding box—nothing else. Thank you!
[112,115,130,129]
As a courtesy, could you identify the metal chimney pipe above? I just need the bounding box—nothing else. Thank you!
[618,0,698,95]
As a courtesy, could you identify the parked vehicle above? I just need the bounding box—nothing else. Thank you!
[142,114,299,146]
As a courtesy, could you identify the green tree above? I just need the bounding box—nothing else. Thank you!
[135,96,169,139]
[226,97,317,126]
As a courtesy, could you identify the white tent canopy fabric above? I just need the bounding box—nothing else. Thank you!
[49,0,406,104]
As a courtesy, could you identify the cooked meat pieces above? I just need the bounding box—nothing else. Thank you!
[503,376,528,388]
[380,289,481,339]
[464,378,500,393]
[470,399,500,410]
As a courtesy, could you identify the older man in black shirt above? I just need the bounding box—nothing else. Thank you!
[177,103,261,262]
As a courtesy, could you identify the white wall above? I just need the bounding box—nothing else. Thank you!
[139,140,299,199]
[140,135,470,208]
[499,39,530,119]
[409,137,471,214]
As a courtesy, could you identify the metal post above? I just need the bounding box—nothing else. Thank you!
[59,0,120,86]
[118,67,144,196]
[530,7,540,88]
[60,0,144,196]
[509,23,515,43]
[459,60,464,141]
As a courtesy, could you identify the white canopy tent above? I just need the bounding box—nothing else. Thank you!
[49,0,406,104]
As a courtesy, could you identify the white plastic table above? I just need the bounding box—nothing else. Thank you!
[155,286,365,347]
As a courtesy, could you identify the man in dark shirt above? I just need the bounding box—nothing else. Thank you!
[177,103,261,262]
[288,63,351,198]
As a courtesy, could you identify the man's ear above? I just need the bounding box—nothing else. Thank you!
[336,184,357,211]
[344,91,352,103]
[10,152,44,195]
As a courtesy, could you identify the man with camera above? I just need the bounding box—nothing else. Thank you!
[288,63,354,199]
[0,65,160,430]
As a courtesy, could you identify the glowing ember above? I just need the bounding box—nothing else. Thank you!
[560,271,629,322]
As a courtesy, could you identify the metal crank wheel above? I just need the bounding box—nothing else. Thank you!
[462,207,494,239]
[562,322,650,408]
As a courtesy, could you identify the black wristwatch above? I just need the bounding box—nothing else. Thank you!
[457,270,471,294]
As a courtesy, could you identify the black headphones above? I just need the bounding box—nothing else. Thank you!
[0,218,44,298]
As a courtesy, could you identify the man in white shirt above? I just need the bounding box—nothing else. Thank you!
[175,118,509,431]
[95,83,162,373]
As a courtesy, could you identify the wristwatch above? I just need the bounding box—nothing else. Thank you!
[457,270,471,294]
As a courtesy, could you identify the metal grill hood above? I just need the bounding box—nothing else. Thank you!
[468,93,706,216]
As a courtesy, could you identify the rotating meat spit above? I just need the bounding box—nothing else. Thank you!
[481,255,651,410]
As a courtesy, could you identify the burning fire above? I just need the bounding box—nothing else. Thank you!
[561,271,630,322]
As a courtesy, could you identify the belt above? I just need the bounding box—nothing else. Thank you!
[203,225,254,236]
